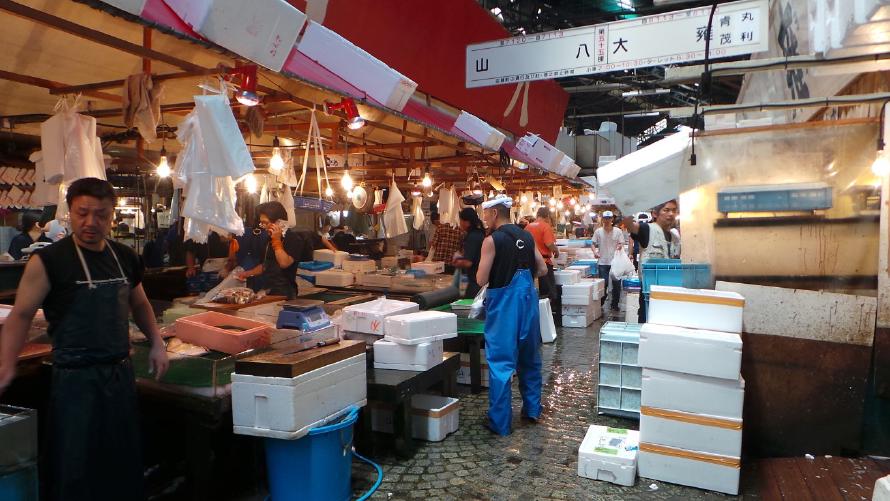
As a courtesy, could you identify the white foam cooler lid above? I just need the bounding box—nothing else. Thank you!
[640,323,742,347]
[579,425,639,466]
[650,285,744,303]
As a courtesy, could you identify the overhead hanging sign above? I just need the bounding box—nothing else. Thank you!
[466,0,769,88]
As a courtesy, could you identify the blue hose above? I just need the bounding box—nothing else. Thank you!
[352,448,383,501]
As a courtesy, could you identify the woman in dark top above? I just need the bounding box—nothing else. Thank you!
[239,202,304,299]
[453,207,485,298]
[9,213,52,260]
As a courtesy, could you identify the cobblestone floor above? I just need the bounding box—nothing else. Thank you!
[352,314,760,500]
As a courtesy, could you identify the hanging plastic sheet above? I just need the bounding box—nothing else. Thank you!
[181,173,244,242]
[384,179,408,238]
[411,196,425,230]
[194,93,255,179]
[681,121,879,292]
[40,97,106,184]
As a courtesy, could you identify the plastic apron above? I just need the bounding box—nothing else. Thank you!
[48,241,143,501]
[482,229,543,436]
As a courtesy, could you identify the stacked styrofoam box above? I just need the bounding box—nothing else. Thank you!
[370,394,460,441]
[561,281,600,327]
[577,425,640,486]
[554,269,581,286]
[370,311,456,372]
[597,322,643,419]
[232,353,367,440]
[516,133,566,171]
[454,111,506,150]
[625,292,640,324]
[315,269,355,287]
[875,475,890,501]
[340,298,419,336]
[343,259,378,274]
[637,285,745,496]
[313,249,349,268]
[373,339,443,371]
[566,265,592,278]
[411,261,445,275]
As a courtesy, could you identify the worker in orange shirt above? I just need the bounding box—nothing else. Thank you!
[526,207,561,327]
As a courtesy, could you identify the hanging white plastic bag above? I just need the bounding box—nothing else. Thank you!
[384,179,408,238]
[412,196,424,230]
[182,173,244,236]
[468,284,487,320]
[194,93,255,179]
[610,250,635,280]
[277,186,297,227]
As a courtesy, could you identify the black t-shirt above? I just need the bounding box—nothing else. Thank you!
[489,224,535,289]
[186,232,230,264]
[463,228,485,284]
[8,232,51,260]
[331,232,357,252]
[633,222,651,248]
[35,237,144,337]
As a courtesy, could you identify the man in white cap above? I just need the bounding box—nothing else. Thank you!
[592,210,626,311]
[476,194,548,435]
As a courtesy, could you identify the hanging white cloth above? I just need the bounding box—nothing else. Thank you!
[411,196,425,230]
[449,188,462,227]
[122,73,163,143]
[383,180,408,238]
[40,98,106,184]
[277,185,297,227]
[438,186,453,223]
[28,150,54,207]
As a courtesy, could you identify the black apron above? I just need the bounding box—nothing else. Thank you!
[250,240,296,299]
[49,241,144,501]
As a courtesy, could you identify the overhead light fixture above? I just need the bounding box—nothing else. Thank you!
[244,174,258,194]
[520,195,528,204]
[621,88,670,98]
[345,188,354,199]
[556,200,564,210]
[411,184,422,197]
[564,210,571,217]
[569,198,577,206]
[325,185,334,197]
[421,166,433,188]
[325,98,365,130]
[228,65,260,107]
[548,198,556,207]
[269,136,284,173]
[156,146,170,178]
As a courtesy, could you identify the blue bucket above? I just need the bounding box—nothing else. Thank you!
[264,406,359,501]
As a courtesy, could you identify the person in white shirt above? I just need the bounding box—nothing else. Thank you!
[592,211,626,311]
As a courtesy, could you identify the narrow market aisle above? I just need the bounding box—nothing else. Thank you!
[352,317,744,500]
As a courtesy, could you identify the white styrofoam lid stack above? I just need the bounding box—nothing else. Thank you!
[639,323,742,380]
[384,311,458,344]
[648,285,745,334]
[562,282,594,296]
[642,368,745,420]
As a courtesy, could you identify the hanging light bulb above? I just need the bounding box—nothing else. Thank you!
[244,174,257,194]
[531,201,538,209]
[564,210,571,217]
[569,197,577,206]
[269,136,284,173]
[155,146,170,178]
[325,185,334,197]
[411,184,422,197]
[873,150,890,177]
[557,200,564,210]
[421,166,432,188]
[345,188,354,199]
[341,168,354,191]
[548,198,556,207]
[521,194,528,204]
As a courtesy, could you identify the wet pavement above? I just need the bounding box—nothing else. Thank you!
[352,314,758,500]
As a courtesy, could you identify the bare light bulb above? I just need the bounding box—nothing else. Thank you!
[548,198,556,207]
[269,147,284,173]
[325,185,334,197]
[872,150,890,177]
[422,171,432,188]
[341,170,354,191]
[346,188,354,199]
[564,210,571,217]
[244,174,257,194]
[521,195,528,204]
[156,155,170,178]
[569,198,577,206]
[556,201,564,210]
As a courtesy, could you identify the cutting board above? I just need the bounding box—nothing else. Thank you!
[193,295,287,313]
[234,340,366,378]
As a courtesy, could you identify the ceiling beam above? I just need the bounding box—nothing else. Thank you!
[0,69,122,103]
[0,0,205,72]
[49,69,224,95]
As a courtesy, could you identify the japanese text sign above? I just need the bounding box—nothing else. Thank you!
[466,0,768,88]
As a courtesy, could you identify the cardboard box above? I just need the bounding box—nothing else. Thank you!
[297,21,418,111]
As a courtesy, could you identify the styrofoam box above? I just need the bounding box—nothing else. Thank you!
[164,0,306,72]
[596,129,688,214]
[344,259,378,274]
[516,134,565,171]
[297,21,418,111]
[454,111,506,151]
[563,282,594,297]
[313,249,348,268]
[373,339,443,371]
[357,273,392,288]
[555,270,581,286]
[582,278,606,297]
[625,292,639,324]
[563,294,593,306]
[875,475,890,501]
[648,285,744,334]
[566,265,592,278]
[341,298,419,335]
[638,445,739,495]
[563,303,601,317]
[640,406,741,457]
[383,311,458,344]
[232,353,367,439]
[370,394,460,442]
[639,323,742,381]
[540,298,558,344]
[577,425,639,487]
[315,269,355,287]
[642,368,745,420]
[457,355,489,387]
[411,261,445,274]
[563,314,594,329]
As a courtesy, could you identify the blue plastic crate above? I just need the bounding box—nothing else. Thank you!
[640,259,711,294]
[717,185,832,212]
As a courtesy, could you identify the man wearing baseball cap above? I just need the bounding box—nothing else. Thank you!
[592,210,626,311]
[476,195,548,435]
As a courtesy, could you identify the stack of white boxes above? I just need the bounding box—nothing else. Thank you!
[637,285,746,495]
[340,297,418,345]
[561,278,604,328]
[373,311,457,371]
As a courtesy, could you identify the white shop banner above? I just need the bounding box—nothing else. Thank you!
[466,0,769,88]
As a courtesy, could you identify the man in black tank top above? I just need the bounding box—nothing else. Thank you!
[476,195,548,435]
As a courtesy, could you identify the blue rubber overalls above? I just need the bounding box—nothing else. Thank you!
[483,225,543,435]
